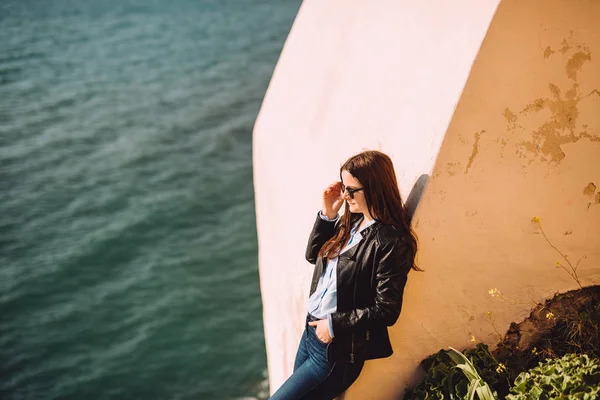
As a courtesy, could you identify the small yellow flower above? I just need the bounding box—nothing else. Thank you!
[532,216,540,223]
[488,288,500,297]
[486,311,492,317]
[496,363,507,373]
[471,336,477,343]
[532,347,538,354]
[546,312,555,320]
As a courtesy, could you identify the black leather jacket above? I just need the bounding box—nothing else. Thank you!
[305,211,414,364]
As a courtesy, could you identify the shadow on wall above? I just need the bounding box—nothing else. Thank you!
[405,174,429,225]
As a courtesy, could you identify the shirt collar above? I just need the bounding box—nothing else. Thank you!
[352,216,377,235]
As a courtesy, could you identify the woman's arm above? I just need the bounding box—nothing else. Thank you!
[305,211,339,264]
[330,237,412,333]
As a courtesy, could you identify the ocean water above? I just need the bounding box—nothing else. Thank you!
[0,1,300,399]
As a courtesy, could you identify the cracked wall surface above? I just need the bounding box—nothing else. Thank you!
[253,0,600,398]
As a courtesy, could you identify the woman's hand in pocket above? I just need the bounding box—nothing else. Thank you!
[308,319,332,344]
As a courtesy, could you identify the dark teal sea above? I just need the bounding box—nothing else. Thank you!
[0,1,300,399]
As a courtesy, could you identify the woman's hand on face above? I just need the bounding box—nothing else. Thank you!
[308,319,332,344]
[322,182,343,220]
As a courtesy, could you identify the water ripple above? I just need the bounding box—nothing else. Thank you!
[0,0,300,399]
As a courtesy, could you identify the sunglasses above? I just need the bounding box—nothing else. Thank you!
[340,182,364,199]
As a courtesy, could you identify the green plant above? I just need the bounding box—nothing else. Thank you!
[447,347,497,400]
[507,353,600,399]
[404,348,467,399]
[404,344,511,400]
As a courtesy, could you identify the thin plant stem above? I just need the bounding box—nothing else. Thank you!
[484,311,503,342]
[574,255,587,270]
[535,221,583,289]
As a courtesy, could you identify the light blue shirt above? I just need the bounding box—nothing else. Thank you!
[306,211,377,337]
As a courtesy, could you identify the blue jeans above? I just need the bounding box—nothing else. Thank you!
[269,315,364,400]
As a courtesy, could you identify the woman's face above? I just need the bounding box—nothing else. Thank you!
[341,170,370,217]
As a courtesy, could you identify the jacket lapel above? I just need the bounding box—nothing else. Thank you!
[340,242,361,261]
[340,223,377,261]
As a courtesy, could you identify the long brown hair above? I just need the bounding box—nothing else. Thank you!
[318,150,420,271]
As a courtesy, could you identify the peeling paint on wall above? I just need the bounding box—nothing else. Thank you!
[559,38,572,54]
[446,162,462,176]
[581,130,600,143]
[465,130,485,173]
[503,41,600,164]
[503,107,519,131]
[583,182,597,196]
[566,50,592,80]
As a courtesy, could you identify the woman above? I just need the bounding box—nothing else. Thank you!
[269,150,419,400]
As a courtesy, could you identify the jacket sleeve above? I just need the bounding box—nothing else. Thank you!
[330,237,412,334]
[305,211,339,264]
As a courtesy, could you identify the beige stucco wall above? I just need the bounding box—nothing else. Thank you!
[253,0,600,398]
